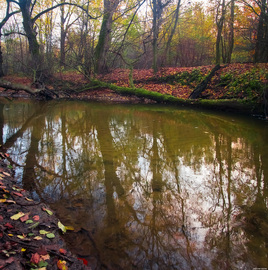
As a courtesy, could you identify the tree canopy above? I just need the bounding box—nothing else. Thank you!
[0,0,267,79]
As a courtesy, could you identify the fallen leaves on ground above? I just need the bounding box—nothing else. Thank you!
[0,153,90,270]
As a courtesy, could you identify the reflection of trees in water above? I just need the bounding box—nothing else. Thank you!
[1,101,268,269]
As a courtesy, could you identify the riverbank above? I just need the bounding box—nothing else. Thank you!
[0,63,267,117]
[0,153,91,269]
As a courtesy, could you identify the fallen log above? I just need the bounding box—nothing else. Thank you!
[188,64,221,99]
[0,79,39,95]
[0,79,58,99]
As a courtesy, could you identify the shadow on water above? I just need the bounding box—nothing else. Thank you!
[0,98,268,270]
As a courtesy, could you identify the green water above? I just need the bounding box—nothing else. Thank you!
[1,99,268,270]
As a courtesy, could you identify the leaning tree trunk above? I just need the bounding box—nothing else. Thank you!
[189,64,221,99]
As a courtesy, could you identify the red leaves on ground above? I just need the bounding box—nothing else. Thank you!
[12,192,23,197]
[33,215,40,221]
[19,213,29,222]
[78,258,89,266]
[4,223,14,229]
[30,253,41,265]
[59,248,67,255]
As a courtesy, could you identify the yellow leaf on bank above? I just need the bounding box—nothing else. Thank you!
[10,212,25,220]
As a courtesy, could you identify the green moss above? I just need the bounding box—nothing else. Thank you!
[89,79,264,115]
[218,69,268,100]
[158,68,204,86]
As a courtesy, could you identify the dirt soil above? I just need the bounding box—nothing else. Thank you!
[0,153,91,270]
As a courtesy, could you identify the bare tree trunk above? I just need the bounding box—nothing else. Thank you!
[0,39,4,77]
[60,0,66,67]
[226,0,235,63]
[19,0,42,81]
[165,0,181,66]
[215,0,226,64]
[254,0,268,62]
[0,3,20,77]
[94,0,119,74]
[152,0,160,73]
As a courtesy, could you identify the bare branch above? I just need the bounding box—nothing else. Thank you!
[32,2,99,23]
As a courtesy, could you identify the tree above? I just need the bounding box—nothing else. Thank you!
[151,0,172,73]
[94,0,120,74]
[7,0,95,81]
[174,3,214,67]
[164,0,181,66]
[253,0,268,62]
[225,0,235,63]
[215,0,226,64]
[239,0,268,62]
[0,1,20,77]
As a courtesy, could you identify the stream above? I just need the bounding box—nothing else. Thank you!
[0,99,267,270]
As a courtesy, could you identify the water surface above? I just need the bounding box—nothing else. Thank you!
[0,99,267,270]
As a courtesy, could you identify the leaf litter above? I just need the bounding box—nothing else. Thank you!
[0,153,90,269]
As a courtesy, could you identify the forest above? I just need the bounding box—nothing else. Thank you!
[0,0,268,110]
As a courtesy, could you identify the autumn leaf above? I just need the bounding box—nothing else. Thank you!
[4,223,14,229]
[65,226,74,231]
[34,236,43,240]
[30,253,41,265]
[39,230,50,235]
[40,254,50,261]
[28,222,40,229]
[13,192,23,197]
[33,215,40,221]
[12,187,23,192]
[10,212,25,220]
[57,260,68,270]
[0,199,16,204]
[20,213,29,222]
[58,221,66,234]
[59,248,67,255]
[42,207,53,216]
[38,260,48,268]
[17,235,26,240]
[46,233,55,239]
[78,258,89,266]
[26,219,33,224]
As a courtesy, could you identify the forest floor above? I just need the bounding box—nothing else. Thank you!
[1,63,268,103]
[0,63,268,269]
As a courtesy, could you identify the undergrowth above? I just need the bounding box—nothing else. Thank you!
[218,69,268,100]
[159,68,204,87]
